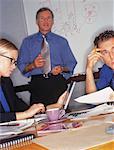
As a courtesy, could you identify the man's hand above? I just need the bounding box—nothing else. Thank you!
[51,65,63,75]
[34,54,45,68]
[86,48,102,71]
[86,48,103,94]
[109,92,114,101]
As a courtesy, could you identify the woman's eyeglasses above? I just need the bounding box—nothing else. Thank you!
[0,54,17,65]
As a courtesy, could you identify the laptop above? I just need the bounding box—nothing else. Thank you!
[63,81,76,110]
[34,81,76,120]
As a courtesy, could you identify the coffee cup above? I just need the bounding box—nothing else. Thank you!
[46,108,65,121]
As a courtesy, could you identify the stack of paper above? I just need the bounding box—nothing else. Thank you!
[74,87,114,105]
[0,126,22,137]
[67,103,114,120]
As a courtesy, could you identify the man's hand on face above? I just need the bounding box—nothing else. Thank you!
[86,48,103,70]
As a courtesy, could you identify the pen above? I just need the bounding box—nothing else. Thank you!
[96,50,100,53]
[0,123,20,126]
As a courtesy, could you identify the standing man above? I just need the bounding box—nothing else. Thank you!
[18,7,77,106]
[86,30,114,94]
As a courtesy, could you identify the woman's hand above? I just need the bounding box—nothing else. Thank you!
[46,103,63,110]
[57,91,68,105]
[46,91,68,110]
[16,103,45,120]
[24,103,45,118]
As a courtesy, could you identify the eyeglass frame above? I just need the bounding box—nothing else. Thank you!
[0,54,17,65]
[98,48,114,56]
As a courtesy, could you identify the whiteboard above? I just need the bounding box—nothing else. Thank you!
[23,0,114,73]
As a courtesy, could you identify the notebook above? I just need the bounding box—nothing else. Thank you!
[0,132,35,149]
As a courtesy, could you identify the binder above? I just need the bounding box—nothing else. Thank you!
[0,132,35,149]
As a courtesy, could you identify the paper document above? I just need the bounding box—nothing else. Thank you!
[0,126,22,137]
[84,103,114,116]
[67,103,114,120]
[74,87,114,105]
[0,119,34,131]
[0,115,47,131]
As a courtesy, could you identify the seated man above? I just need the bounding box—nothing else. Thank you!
[86,30,114,94]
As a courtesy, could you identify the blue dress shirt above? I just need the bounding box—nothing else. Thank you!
[96,64,114,90]
[0,86,10,112]
[18,32,77,79]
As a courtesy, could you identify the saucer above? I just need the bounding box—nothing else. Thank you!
[44,123,63,130]
[46,118,67,124]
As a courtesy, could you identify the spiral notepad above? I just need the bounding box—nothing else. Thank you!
[0,132,35,149]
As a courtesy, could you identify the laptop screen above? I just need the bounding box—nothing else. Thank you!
[64,81,76,110]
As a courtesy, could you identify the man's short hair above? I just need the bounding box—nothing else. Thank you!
[94,30,114,48]
[36,7,54,20]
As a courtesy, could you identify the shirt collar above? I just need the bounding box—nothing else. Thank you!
[38,31,53,40]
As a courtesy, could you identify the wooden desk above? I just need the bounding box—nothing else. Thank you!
[8,141,113,150]
[9,120,112,150]
[3,114,114,150]
[88,141,114,150]
[6,142,48,150]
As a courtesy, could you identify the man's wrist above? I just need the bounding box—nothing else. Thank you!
[31,62,35,69]
[86,68,93,74]
[23,62,35,74]
[61,66,70,73]
[61,66,64,72]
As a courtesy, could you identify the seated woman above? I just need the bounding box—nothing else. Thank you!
[0,39,45,123]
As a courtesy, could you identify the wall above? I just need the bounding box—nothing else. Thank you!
[23,0,114,73]
[0,0,30,104]
[0,0,27,48]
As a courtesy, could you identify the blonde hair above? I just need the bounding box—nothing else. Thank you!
[0,39,18,55]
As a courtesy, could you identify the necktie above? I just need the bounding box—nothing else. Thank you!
[41,35,51,74]
[0,86,10,112]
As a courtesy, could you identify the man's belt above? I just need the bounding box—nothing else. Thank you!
[43,73,52,78]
